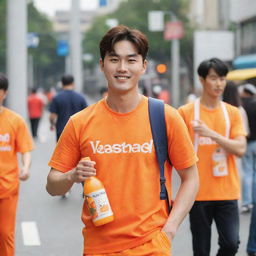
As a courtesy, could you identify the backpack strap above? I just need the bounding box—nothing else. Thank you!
[148,97,171,212]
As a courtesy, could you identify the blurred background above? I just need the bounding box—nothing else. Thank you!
[2,0,256,116]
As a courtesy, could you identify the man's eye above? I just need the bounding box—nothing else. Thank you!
[110,58,118,62]
[128,59,136,63]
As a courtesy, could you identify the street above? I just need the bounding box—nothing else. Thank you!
[15,110,251,256]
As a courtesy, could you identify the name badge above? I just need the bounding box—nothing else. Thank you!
[212,148,228,177]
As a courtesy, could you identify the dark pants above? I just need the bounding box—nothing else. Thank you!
[30,118,40,138]
[190,200,240,256]
[247,202,256,254]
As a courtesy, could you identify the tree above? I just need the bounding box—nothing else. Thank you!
[83,0,193,71]
[0,1,64,89]
[27,3,64,90]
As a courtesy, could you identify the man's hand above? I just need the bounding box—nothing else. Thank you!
[69,158,96,183]
[19,167,30,181]
[161,223,177,241]
[191,119,217,139]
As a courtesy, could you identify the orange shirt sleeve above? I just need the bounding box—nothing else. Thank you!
[227,104,247,138]
[48,118,81,172]
[16,117,33,153]
[165,105,197,170]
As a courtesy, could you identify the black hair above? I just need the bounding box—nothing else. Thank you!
[0,73,8,91]
[61,74,74,86]
[197,58,229,79]
[100,25,149,61]
[222,80,242,107]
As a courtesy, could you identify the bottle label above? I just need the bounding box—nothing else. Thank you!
[212,147,228,177]
[85,189,113,222]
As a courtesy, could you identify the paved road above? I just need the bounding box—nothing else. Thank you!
[15,109,252,255]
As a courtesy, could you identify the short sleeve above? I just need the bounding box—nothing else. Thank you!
[16,118,33,153]
[165,106,197,170]
[48,118,81,172]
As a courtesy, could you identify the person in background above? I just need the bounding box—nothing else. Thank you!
[27,88,45,139]
[239,83,256,214]
[46,25,199,256]
[0,73,33,256]
[179,58,247,256]
[49,74,88,142]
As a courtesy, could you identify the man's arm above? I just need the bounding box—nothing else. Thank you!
[49,113,57,131]
[20,151,31,181]
[162,164,199,239]
[46,158,96,196]
[192,119,246,157]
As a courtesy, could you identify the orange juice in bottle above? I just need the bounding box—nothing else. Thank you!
[82,157,114,226]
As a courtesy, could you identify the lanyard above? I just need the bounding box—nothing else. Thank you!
[193,98,230,153]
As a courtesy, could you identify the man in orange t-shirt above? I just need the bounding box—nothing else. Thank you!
[0,74,33,256]
[179,58,247,256]
[27,88,44,138]
[46,25,199,256]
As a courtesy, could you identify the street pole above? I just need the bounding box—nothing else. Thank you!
[171,37,180,107]
[70,0,83,92]
[170,15,180,107]
[7,0,28,118]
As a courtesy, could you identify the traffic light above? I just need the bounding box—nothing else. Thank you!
[156,64,167,74]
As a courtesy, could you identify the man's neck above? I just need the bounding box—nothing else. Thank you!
[63,85,73,90]
[106,91,141,113]
[0,105,3,114]
[200,94,221,109]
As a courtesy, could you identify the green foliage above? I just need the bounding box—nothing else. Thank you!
[0,1,64,88]
[83,0,193,68]
[27,3,64,89]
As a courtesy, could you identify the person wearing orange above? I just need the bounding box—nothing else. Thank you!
[46,25,199,255]
[0,73,33,256]
[27,88,44,138]
[178,58,247,256]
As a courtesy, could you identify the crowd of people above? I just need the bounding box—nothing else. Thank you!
[0,25,256,256]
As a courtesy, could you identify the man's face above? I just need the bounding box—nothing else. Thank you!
[0,89,7,106]
[200,68,227,98]
[100,40,147,94]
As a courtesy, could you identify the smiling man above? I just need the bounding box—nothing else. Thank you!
[46,25,199,256]
[179,58,247,256]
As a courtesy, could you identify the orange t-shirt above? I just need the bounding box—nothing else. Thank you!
[178,101,246,201]
[0,107,33,198]
[48,96,197,254]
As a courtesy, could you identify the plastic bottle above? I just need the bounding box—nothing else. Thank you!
[82,157,114,226]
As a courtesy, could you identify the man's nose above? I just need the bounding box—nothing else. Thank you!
[117,60,127,72]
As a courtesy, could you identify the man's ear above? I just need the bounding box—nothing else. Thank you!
[142,59,147,74]
[3,90,7,100]
[99,58,104,70]
[199,76,205,85]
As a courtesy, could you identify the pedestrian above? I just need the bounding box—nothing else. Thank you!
[240,83,256,213]
[46,25,199,255]
[178,58,247,256]
[0,73,33,256]
[49,74,88,141]
[27,88,45,139]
